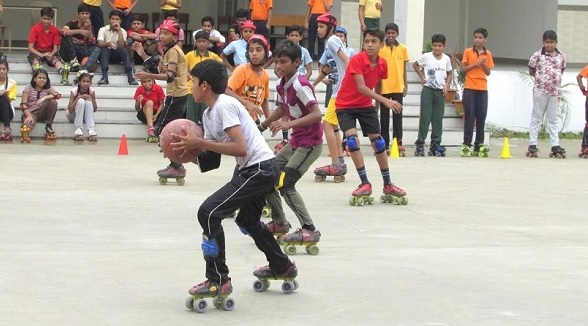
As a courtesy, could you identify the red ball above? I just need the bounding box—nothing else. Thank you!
[159,119,203,163]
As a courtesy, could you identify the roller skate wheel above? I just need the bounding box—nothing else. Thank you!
[334,175,344,183]
[253,279,269,292]
[177,178,185,186]
[195,299,207,313]
[282,281,295,294]
[284,244,297,255]
[367,196,375,205]
[306,245,319,255]
[262,208,270,218]
[349,197,355,206]
[293,280,299,290]
[401,196,408,205]
[562,154,566,159]
[380,195,386,203]
[356,197,365,206]
[221,297,235,311]
[314,175,323,182]
[213,297,222,309]
[276,235,285,245]
[185,297,195,310]
[159,177,167,185]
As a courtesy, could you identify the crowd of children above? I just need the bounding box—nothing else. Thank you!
[4,2,588,308]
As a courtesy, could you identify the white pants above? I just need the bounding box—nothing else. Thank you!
[529,93,559,146]
[66,99,95,130]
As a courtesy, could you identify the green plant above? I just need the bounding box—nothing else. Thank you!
[486,122,583,140]
[422,40,432,54]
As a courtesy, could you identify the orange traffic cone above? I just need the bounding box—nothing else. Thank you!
[118,134,129,155]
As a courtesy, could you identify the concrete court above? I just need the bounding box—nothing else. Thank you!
[1,138,587,326]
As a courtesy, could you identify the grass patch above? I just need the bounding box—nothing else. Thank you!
[487,124,583,140]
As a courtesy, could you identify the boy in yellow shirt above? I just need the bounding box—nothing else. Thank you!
[379,23,409,155]
[185,30,222,126]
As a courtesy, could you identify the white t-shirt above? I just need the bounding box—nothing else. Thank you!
[193,29,226,48]
[203,94,274,168]
[325,34,348,98]
[97,25,127,49]
[416,52,452,90]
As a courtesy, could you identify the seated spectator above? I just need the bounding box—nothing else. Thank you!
[59,3,101,79]
[97,10,137,85]
[20,69,61,137]
[28,7,64,77]
[65,70,99,140]
[126,14,157,64]
[133,74,165,142]
[194,16,225,55]
[0,59,16,139]
[155,11,184,55]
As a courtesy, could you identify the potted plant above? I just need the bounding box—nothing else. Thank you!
[449,53,466,116]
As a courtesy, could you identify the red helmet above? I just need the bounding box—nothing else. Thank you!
[316,13,337,26]
[247,34,269,53]
[240,20,257,31]
[159,19,179,35]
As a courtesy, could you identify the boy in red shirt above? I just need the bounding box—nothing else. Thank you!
[335,30,407,205]
[134,75,165,142]
[28,8,64,76]
[126,15,157,65]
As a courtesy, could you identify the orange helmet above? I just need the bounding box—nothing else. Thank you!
[159,19,179,35]
[240,20,257,31]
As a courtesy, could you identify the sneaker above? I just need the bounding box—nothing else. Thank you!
[265,221,291,234]
[188,278,232,296]
[88,129,97,137]
[74,127,83,136]
[253,262,297,279]
[383,183,406,197]
[282,228,321,243]
[352,183,372,196]
[98,78,109,85]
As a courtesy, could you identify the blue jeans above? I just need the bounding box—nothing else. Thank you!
[99,47,132,80]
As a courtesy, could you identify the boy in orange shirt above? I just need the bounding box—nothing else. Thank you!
[249,0,272,41]
[225,34,271,125]
[459,27,494,157]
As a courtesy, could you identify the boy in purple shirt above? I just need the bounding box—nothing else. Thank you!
[258,40,324,249]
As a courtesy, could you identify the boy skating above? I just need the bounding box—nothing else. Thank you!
[335,29,407,205]
[172,60,297,309]
[259,40,323,255]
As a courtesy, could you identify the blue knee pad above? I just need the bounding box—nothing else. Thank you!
[371,136,386,154]
[346,134,360,152]
[201,236,219,259]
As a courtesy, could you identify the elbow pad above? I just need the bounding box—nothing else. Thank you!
[166,71,177,83]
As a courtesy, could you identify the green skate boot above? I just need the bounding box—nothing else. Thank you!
[61,63,71,85]
[474,145,490,157]
[460,144,474,157]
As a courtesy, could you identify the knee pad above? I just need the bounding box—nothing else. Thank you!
[346,134,360,152]
[201,236,219,259]
[277,168,301,195]
[371,136,386,154]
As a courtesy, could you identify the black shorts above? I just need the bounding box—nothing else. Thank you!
[154,95,187,135]
[336,107,381,135]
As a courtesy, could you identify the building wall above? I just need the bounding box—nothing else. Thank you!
[557,9,588,63]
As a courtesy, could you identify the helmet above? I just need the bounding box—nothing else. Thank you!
[240,20,257,31]
[247,34,269,53]
[159,19,179,35]
[246,34,270,66]
[335,26,347,36]
[316,14,337,27]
